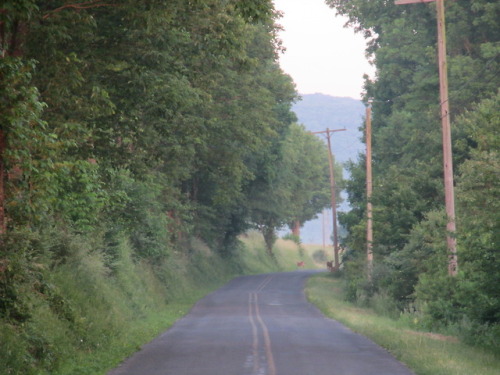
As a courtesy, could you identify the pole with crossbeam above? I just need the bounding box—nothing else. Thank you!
[365,102,374,279]
[311,128,346,270]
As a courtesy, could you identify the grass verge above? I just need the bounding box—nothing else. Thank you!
[306,273,500,375]
[55,298,213,375]
[1,231,319,375]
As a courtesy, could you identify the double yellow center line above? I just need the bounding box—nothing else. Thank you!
[248,276,276,375]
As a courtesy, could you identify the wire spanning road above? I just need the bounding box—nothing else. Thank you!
[108,271,414,375]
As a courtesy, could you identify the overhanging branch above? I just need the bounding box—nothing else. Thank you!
[43,1,118,19]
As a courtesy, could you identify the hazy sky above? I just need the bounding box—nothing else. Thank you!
[273,0,374,99]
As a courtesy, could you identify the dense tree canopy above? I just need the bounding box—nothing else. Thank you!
[0,0,334,350]
[327,0,499,350]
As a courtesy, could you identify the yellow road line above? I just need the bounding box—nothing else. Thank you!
[254,292,276,375]
[256,275,273,292]
[248,293,260,373]
[248,276,277,375]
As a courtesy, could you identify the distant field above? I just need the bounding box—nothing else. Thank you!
[238,231,327,272]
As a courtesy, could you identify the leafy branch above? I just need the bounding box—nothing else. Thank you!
[42,1,119,20]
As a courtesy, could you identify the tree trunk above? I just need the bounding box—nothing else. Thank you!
[262,224,276,260]
[291,219,300,237]
[0,129,6,234]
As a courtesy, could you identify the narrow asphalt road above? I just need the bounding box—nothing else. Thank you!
[108,271,414,375]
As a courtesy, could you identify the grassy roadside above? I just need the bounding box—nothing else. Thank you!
[50,232,319,375]
[9,238,244,375]
[1,230,322,375]
[54,302,200,375]
[306,273,500,375]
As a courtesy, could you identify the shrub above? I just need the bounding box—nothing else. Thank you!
[312,249,327,263]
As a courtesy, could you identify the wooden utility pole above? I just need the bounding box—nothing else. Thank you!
[322,209,327,250]
[365,102,373,279]
[311,128,346,270]
[395,0,457,276]
[0,130,6,235]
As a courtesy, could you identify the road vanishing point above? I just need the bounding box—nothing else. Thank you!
[108,270,415,375]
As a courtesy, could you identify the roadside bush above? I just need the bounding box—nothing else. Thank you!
[415,272,463,330]
[369,291,400,319]
[341,252,366,303]
[0,322,32,374]
[282,233,300,244]
[312,249,327,263]
[456,320,500,353]
[281,233,305,257]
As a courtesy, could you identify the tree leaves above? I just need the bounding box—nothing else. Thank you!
[0,0,310,258]
[329,0,500,339]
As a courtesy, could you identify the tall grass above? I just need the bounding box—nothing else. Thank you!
[306,273,500,375]
[0,234,237,375]
[1,230,319,375]
[237,230,324,272]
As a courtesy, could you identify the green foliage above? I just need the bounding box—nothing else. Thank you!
[282,233,301,245]
[237,230,319,274]
[453,94,500,350]
[247,123,334,253]
[0,227,317,375]
[0,1,333,372]
[307,274,500,375]
[328,0,500,352]
[0,58,54,226]
[0,229,42,324]
[1,0,300,256]
[416,273,462,328]
[233,0,274,23]
[411,95,500,350]
[312,249,327,264]
[3,0,495,369]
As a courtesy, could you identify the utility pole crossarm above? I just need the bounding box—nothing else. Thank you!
[310,129,346,135]
[395,0,435,4]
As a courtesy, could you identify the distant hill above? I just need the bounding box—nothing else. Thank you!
[293,93,365,165]
[288,94,366,244]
